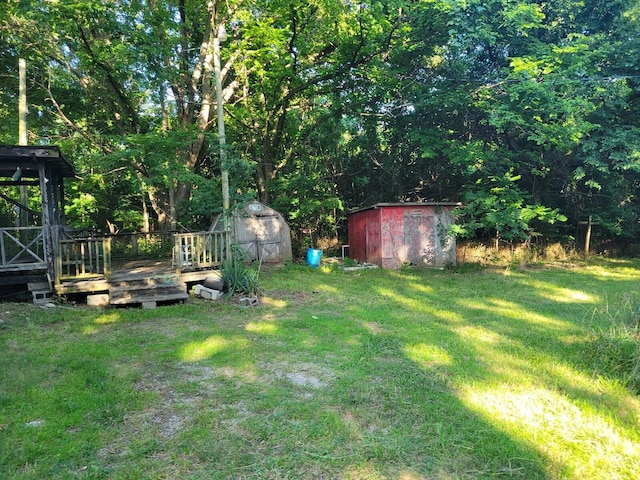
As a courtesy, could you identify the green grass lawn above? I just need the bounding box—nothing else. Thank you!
[1,258,639,479]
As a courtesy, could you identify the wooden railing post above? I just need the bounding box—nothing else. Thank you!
[173,233,181,276]
[104,237,112,279]
[172,231,228,272]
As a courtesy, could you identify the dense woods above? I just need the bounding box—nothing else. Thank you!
[1,0,639,252]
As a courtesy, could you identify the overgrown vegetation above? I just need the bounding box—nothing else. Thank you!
[221,248,263,297]
[1,258,639,479]
[586,297,640,394]
[1,1,639,251]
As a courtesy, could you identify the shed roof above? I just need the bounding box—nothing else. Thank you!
[0,145,76,178]
[348,202,461,216]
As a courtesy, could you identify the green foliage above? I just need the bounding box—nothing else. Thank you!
[221,246,263,297]
[271,157,344,247]
[64,192,98,229]
[453,171,567,242]
[0,0,639,248]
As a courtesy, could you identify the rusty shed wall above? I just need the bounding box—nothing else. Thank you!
[348,207,380,264]
[348,204,457,268]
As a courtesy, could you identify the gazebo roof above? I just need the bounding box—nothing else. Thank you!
[0,145,76,179]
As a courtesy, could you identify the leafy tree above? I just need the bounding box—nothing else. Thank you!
[1,0,639,251]
[452,171,567,249]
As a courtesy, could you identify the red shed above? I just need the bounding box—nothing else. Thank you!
[347,203,460,269]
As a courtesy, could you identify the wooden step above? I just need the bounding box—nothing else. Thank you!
[109,282,188,306]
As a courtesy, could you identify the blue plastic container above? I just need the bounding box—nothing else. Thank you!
[306,248,322,268]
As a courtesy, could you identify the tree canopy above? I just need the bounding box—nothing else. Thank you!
[1,0,638,251]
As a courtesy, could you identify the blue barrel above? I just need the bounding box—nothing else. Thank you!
[306,248,322,267]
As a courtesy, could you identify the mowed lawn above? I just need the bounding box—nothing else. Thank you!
[1,259,639,479]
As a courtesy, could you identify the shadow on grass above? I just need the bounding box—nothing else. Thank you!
[1,259,639,479]
[227,260,640,478]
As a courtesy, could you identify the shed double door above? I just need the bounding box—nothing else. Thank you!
[238,215,282,262]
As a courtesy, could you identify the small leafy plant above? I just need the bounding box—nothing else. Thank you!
[221,246,263,297]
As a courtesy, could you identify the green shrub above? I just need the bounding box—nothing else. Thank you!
[221,253,263,297]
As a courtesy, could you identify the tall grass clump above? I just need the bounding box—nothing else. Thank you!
[586,299,640,393]
[221,246,263,297]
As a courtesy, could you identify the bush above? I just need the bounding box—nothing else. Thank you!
[221,254,263,297]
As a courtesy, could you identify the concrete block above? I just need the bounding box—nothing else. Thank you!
[32,290,54,305]
[142,301,157,309]
[87,294,110,307]
[194,284,221,300]
[239,296,260,307]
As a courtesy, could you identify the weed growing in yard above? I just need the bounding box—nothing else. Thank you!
[585,296,640,393]
[221,248,263,297]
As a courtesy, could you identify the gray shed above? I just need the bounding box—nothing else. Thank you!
[211,201,292,263]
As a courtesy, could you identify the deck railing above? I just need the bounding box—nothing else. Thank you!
[173,231,230,272]
[0,226,46,271]
[1,226,228,283]
[54,229,111,283]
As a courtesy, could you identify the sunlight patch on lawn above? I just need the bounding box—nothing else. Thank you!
[584,263,640,281]
[403,343,453,369]
[459,385,640,479]
[407,282,435,295]
[525,279,598,304]
[180,336,250,362]
[311,282,339,293]
[260,296,288,308]
[245,321,278,334]
[453,325,503,344]
[375,287,463,321]
[83,325,99,335]
[458,298,572,330]
[83,312,122,334]
[95,312,121,324]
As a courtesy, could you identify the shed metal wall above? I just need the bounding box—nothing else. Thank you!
[348,207,380,264]
[347,203,458,269]
[212,201,292,263]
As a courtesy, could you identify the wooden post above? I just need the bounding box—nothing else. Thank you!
[103,237,112,279]
[19,59,29,228]
[39,162,55,283]
[131,233,138,257]
[579,216,600,257]
[585,215,592,255]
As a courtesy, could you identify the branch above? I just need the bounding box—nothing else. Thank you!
[40,79,112,155]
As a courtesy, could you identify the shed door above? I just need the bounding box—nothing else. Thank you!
[403,212,435,266]
[255,216,282,261]
[237,215,281,262]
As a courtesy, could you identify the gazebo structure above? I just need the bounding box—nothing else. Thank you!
[0,145,229,306]
[0,145,76,289]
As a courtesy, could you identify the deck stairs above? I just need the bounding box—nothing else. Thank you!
[108,272,188,308]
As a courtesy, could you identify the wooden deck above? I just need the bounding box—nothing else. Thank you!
[53,259,222,307]
[0,146,230,307]
[1,228,230,307]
